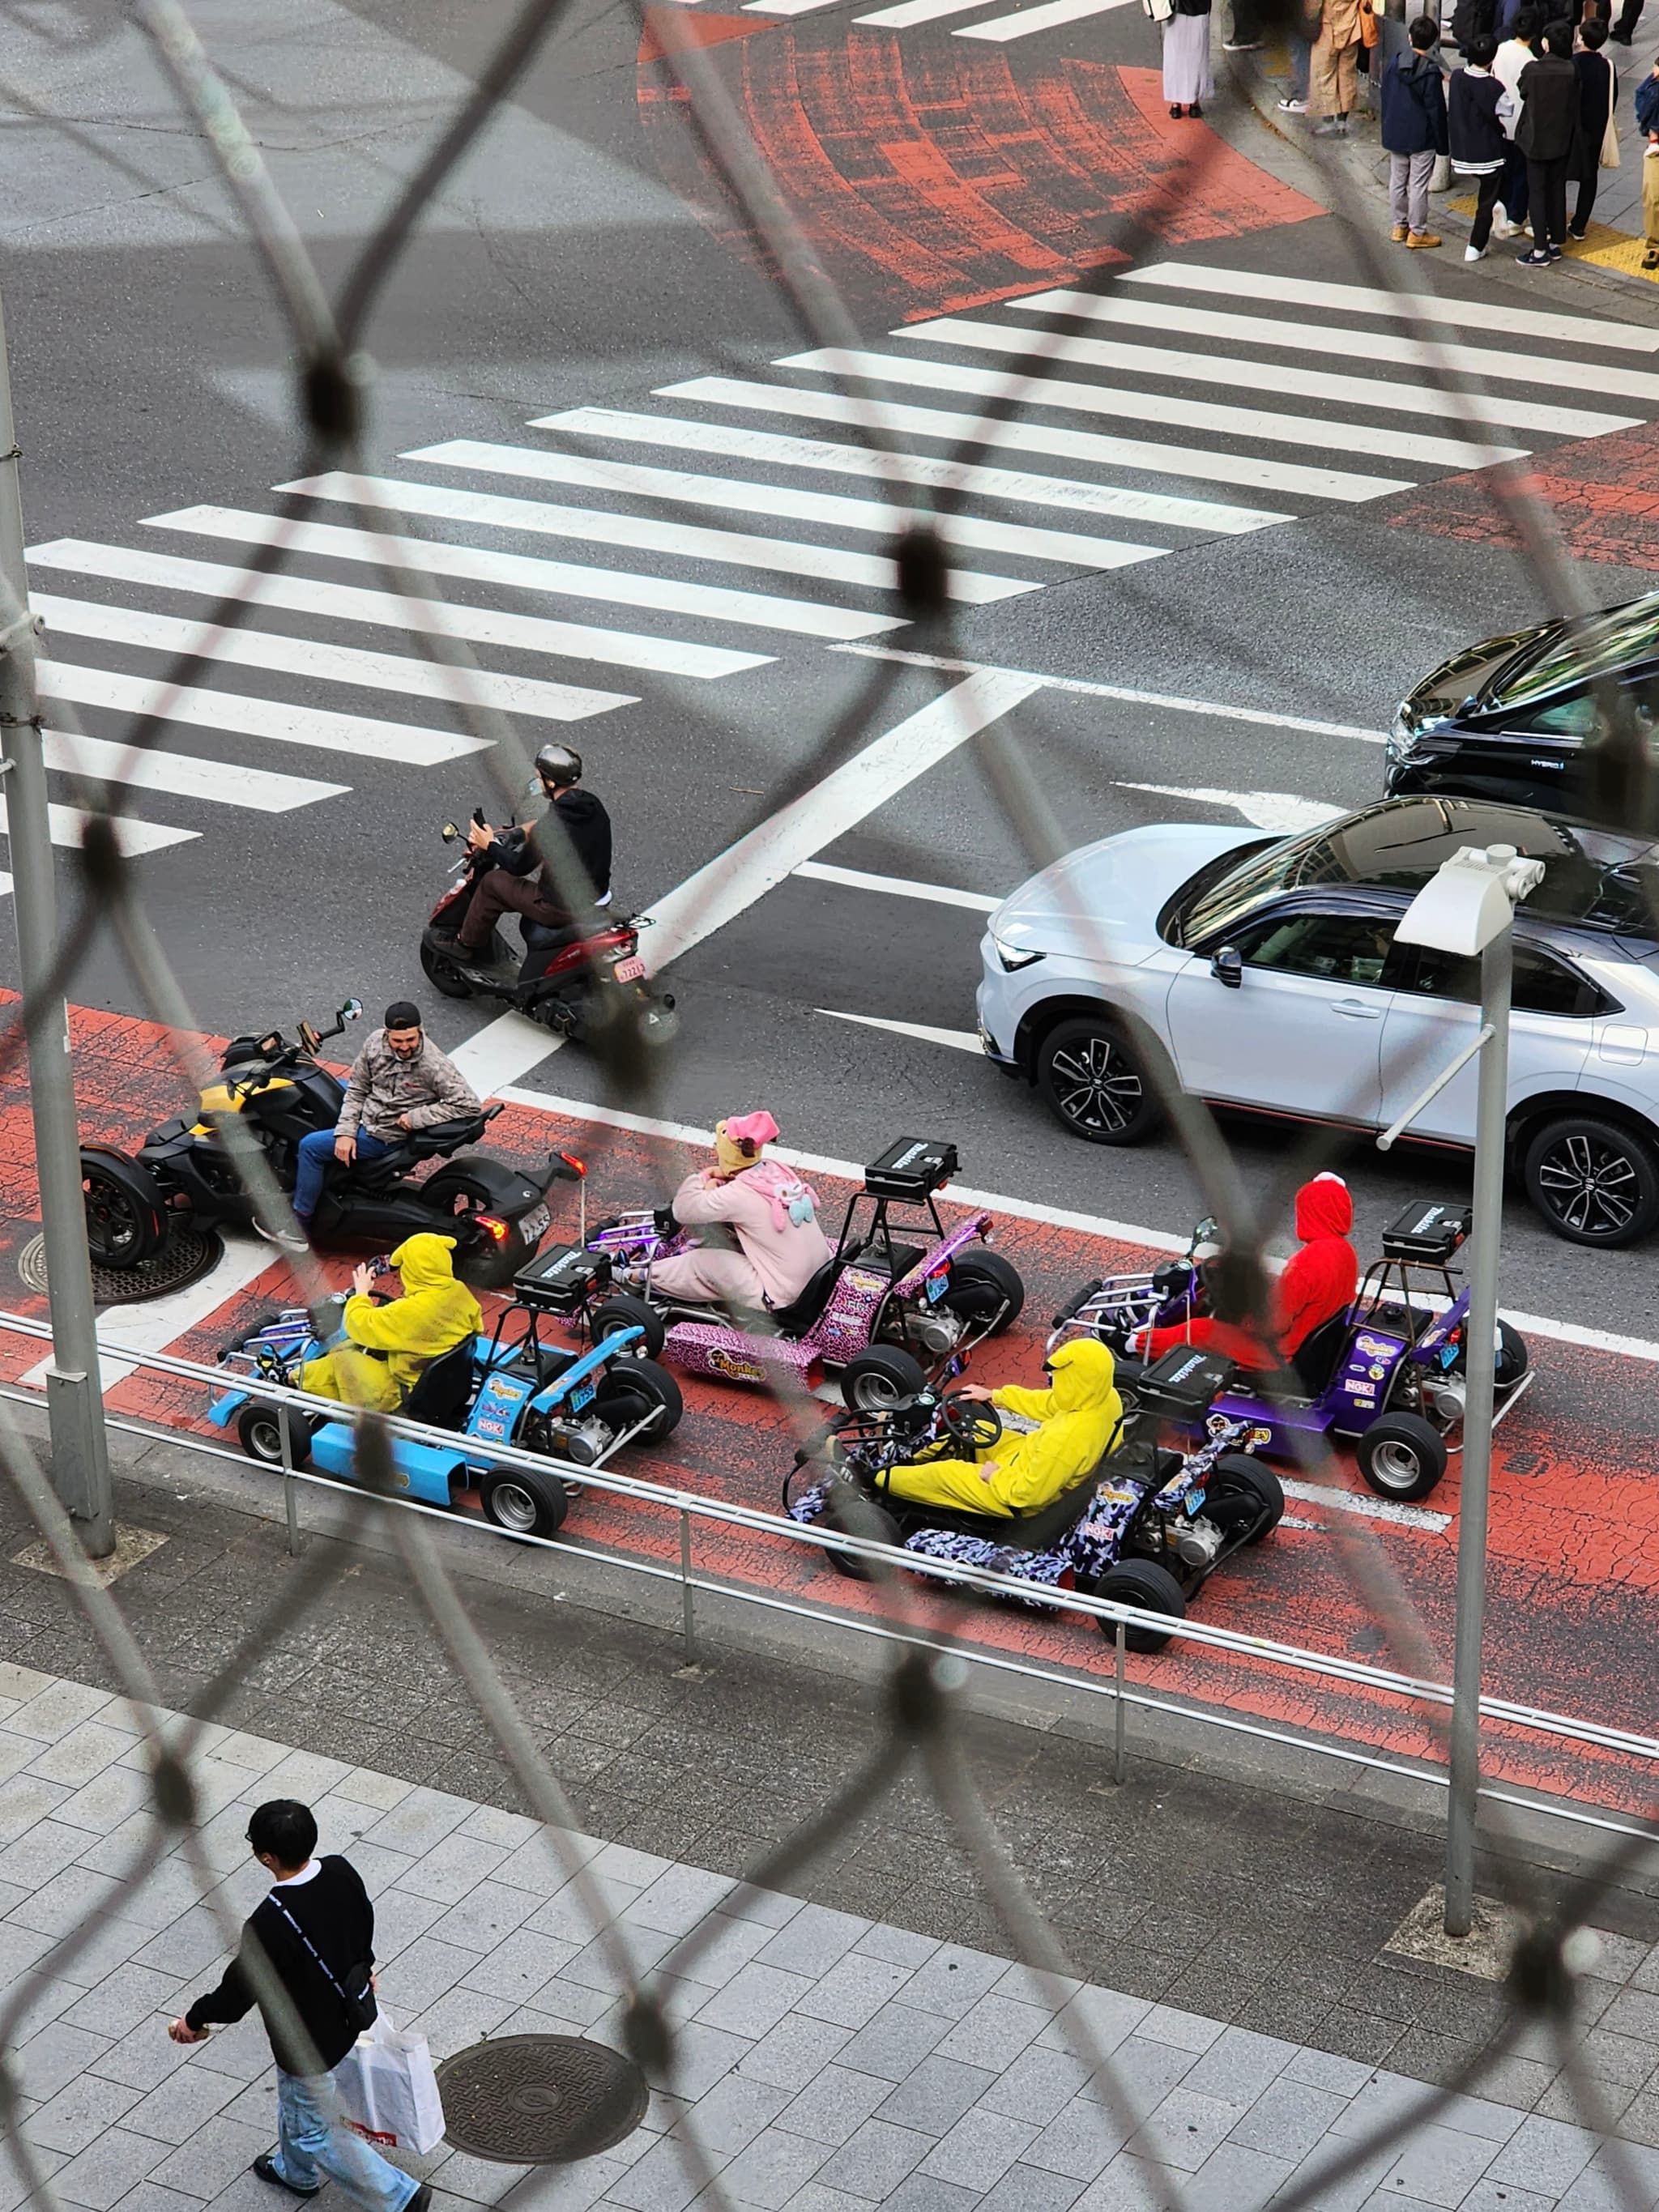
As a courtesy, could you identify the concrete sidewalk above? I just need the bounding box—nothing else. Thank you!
[2,1659,1659,2212]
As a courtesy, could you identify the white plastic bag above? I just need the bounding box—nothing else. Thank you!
[335,2012,446,2156]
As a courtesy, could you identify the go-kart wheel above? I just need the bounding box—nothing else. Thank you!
[1495,1320,1529,1390]
[940,1251,1026,1335]
[591,1356,684,1443]
[1204,1453,1283,1545]
[237,1400,313,1470]
[1088,1558,1185,1652]
[818,1482,901,1579]
[81,1155,168,1268]
[420,936,476,1000]
[1356,1411,1447,1501]
[591,1293,667,1360]
[940,1393,1004,1455]
[841,1345,928,1413]
[1523,1115,1659,1248]
[1037,1016,1163,1148]
[480,1466,569,1537]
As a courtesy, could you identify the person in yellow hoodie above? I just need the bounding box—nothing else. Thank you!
[301,1233,482,1413]
[879,1337,1122,1519]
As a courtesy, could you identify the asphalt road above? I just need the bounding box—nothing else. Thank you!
[7,0,1659,1332]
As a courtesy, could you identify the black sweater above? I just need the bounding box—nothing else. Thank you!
[186,1857,375,2074]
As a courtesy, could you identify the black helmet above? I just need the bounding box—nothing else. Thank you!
[534,743,582,789]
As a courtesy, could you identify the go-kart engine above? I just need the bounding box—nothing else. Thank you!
[539,1413,613,1467]
[1420,1375,1465,1423]
[1166,1515,1223,1569]
[904,1310,963,1358]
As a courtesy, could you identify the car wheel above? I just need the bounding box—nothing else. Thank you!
[237,1400,313,1470]
[591,1356,684,1443]
[591,1293,667,1359]
[1522,1115,1659,1248]
[1037,1017,1162,1146]
[818,1483,901,1579]
[1204,1453,1284,1545]
[841,1345,928,1413]
[1087,1558,1186,1652]
[940,1251,1026,1335]
[480,1467,569,1537]
[1355,1411,1447,1501]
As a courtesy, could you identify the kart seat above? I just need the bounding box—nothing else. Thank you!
[1291,1311,1353,1398]
[850,1239,926,1281]
[402,1338,477,1431]
[763,1258,842,1336]
[909,1468,1107,1549]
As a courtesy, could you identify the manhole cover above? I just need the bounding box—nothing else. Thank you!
[19,1230,226,1307]
[434,2035,648,2165]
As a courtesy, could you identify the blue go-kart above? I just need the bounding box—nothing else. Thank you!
[209,1264,684,1537]
[1049,1199,1533,1502]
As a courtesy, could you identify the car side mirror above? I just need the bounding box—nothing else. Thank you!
[1211,946,1243,989]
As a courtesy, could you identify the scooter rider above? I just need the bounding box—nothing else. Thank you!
[288,1002,480,1242]
[454,744,612,962]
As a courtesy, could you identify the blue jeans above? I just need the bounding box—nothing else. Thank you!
[273,2068,418,2209]
[293,1128,392,1220]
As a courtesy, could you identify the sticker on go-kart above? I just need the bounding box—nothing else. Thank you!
[709,1347,770,1383]
[1354,1332,1404,1360]
[1368,1364,1386,1380]
[925,1272,949,1304]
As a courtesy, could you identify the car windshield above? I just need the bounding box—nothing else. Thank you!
[1169,798,1659,945]
[1482,592,1659,709]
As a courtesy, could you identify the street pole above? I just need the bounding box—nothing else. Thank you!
[0,287,114,1558]
[1443,925,1511,1937]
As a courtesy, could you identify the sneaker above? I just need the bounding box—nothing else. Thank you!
[1516,246,1553,264]
[251,2158,319,2201]
[1491,215,1517,238]
[1392,223,1409,241]
[1546,243,1563,259]
[1222,36,1262,46]
[1277,94,1307,109]
[1311,118,1346,134]
[1465,243,1486,260]
[254,1220,310,1254]
[1567,224,1587,240]
[408,2190,433,2212]
[1406,231,1442,248]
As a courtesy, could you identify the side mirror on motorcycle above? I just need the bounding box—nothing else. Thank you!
[341,998,362,1024]
[441,821,460,844]
[1211,946,1243,990]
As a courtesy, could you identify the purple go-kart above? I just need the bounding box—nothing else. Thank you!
[514,1138,1025,1410]
[1048,1200,1533,1502]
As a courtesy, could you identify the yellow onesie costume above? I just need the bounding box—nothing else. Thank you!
[301,1233,483,1412]
[880,1337,1122,1519]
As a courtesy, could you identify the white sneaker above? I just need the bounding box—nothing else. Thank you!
[1465,243,1486,260]
[1491,215,1517,238]
[1277,94,1307,110]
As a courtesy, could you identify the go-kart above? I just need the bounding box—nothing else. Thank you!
[519,1137,1025,1411]
[208,1267,683,1537]
[785,1345,1282,1650]
[1050,1200,1533,1502]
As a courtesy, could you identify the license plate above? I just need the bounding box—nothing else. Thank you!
[570,1380,596,1412]
[926,1270,949,1304]
[518,1204,550,1244]
[613,956,646,983]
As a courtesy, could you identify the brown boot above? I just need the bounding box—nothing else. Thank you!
[1406,230,1443,249]
[1391,223,1409,241]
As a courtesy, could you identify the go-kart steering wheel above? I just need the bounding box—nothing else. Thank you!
[940,1392,1003,1455]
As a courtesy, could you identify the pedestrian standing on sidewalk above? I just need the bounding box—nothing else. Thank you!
[1164,0,1214,117]
[1310,0,1371,131]
[169,1801,431,2212]
[1610,0,1641,47]
[1637,56,1659,265]
[1495,7,1542,227]
[1278,0,1319,112]
[1567,18,1614,235]
[1450,32,1511,254]
[1382,15,1451,245]
[1516,19,1584,261]
[1222,0,1261,47]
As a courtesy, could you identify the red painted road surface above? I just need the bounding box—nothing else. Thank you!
[6,1004,1659,1820]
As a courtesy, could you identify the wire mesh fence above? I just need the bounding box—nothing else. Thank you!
[0,0,1655,2204]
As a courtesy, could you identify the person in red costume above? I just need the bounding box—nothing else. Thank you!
[1138,1173,1358,1375]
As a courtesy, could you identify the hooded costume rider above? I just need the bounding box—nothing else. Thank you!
[1143,1173,1358,1372]
[881,1336,1123,1519]
[649,1111,833,1309]
[301,1233,482,1412]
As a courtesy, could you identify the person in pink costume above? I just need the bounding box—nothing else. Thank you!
[648,1111,833,1309]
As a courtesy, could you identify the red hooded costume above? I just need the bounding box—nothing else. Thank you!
[1144,1174,1358,1373]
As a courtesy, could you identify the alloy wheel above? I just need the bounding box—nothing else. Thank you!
[1533,1132,1640,1239]
[487,1480,541,1532]
[1367,1439,1424,1494]
[1048,1036,1143,1136]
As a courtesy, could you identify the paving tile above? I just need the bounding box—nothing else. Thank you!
[714,2125,832,2210]
[720,1885,803,1933]
[458,1929,580,2005]
[678,2074,793,2159]
[753,1904,869,1980]
[835,2001,955,2084]
[1601,1988,1659,2045]
[919,2104,1039,2188]
[1179,2023,1298,2106]
[798,1953,918,2032]
[5,1860,123,1941]
[36,1911,158,1991]
[130,1904,232,1983]
[6,1679,117,1744]
[1137,2005,1225,2055]
[13,2020,115,2103]
[1375,2121,1501,2207]
[1182,2140,1294,2212]
[984,2044,1096,2128]
[606,2128,727,2212]
[1026,2094,1127,2183]
[734,2013,855,2092]
[145,2115,272,2199]
[523,1976,616,2031]
[373,1886,452,1962]
[1269,2137,1401,2212]
[1071,2148,1171,2212]
[361,1786,476,1858]
[0,1775,72,1848]
[901,1945,1012,2022]
[565,1924,682,1997]
[378,1933,479,2014]
[660,1912,774,1993]
[1467,2183,1562,2212]
[333,1765,417,1812]
[856,1924,941,1971]
[975,2163,1090,2212]
[23,2073,142,2155]
[779,2063,893,2148]
[424,1877,544,1954]
[119,2063,248,2146]
[933,1993,1052,2074]
[1132,2083,1240,2172]
[60,1962,181,2039]
[815,2116,933,2198]
[1078,2034,1196,2120]
[786,2187,883,2212]
[1039,1988,1152,2061]
[1332,2071,1443,2140]
[1225,2073,1351,2162]
[105,2186,210,2212]
[394,1831,510,1907]
[644,2019,752,2100]
[459,1804,541,1852]
[27,1720,139,1790]
[629,1865,738,1940]
[1486,2114,1600,2197]
[45,2125,169,2210]
[692,1963,815,2040]
[882,2177,983,2212]
[993,1964,1084,2016]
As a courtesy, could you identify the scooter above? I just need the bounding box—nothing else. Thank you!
[419,810,677,1049]
[80,1001,569,1289]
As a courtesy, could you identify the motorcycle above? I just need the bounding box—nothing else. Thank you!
[419,810,677,1050]
[80,1000,570,1289]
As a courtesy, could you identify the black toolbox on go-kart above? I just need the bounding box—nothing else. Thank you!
[862,1139,959,1202]
[1380,1200,1471,1264]
[513,1242,612,1315]
[1132,1346,1238,1422]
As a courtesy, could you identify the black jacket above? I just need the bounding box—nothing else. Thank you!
[1569,49,1613,180]
[486,788,613,911]
[1448,66,1507,165]
[186,1857,375,2075]
[1516,52,1583,160]
[1380,50,1450,154]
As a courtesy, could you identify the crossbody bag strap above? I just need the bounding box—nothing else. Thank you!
[268,1894,352,2009]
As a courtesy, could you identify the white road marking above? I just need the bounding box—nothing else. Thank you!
[856,0,1000,23]
[23,1233,279,1394]
[656,376,1398,505]
[833,643,1386,742]
[1008,289,1659,405]
[1117,782,1344,834]
[40,727,346,813]
[818,1008,983,1051]
[959,0,1143,36]
[279,469,1035,606]
[450,1012,565,1094]
[33,593,634,722]
[147,505,905,645]
[408,438,1155,571]
[794,859,1001,911]
[1278,1477,1451,1533]
[780,347,1525,471]
[897,315,1636,438]
[36,661,492,767]
[533,411,1179,544]
[28,540,770,684]
[0,796,196,858]
[1118,262,1659,354]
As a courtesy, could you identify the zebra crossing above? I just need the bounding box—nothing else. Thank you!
[666,0,1144,49]
[17,261,1657,890]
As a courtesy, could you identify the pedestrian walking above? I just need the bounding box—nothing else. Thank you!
[1450,32,1512,254]
[1567,17,1614,235]
[1610,0,1641,47]
[1382,15,1451,245]
[1516,19,1584,261]
[1164,0,1214,117]
[1637,56,1659,264]
[1494,6,1542,227]
[1310,0,1373,130]
[170,1800,432,2211]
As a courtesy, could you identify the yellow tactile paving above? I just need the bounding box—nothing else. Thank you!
[1440,192,1659,282]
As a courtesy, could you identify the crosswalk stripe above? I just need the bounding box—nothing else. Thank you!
[818,1008,981,1052]
[279,469,1034,605]
[957,0,1137,35]
[146,505,906,645]
[794,859,1000,911]
[39,727,346,812]
[855,0,1001,24]
[655,375,1403,505]
[32,593,634,722]
[899,315,1638,438]
[408,437,1154,571]
[1009,289,1659,405]
[35,662,492,766]
[1118,262,1659,355]
[779,347,1524,471]
[0,795,197,858]
[27,539,771,684]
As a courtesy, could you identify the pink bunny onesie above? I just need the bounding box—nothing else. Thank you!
[650,1159,832,1308]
